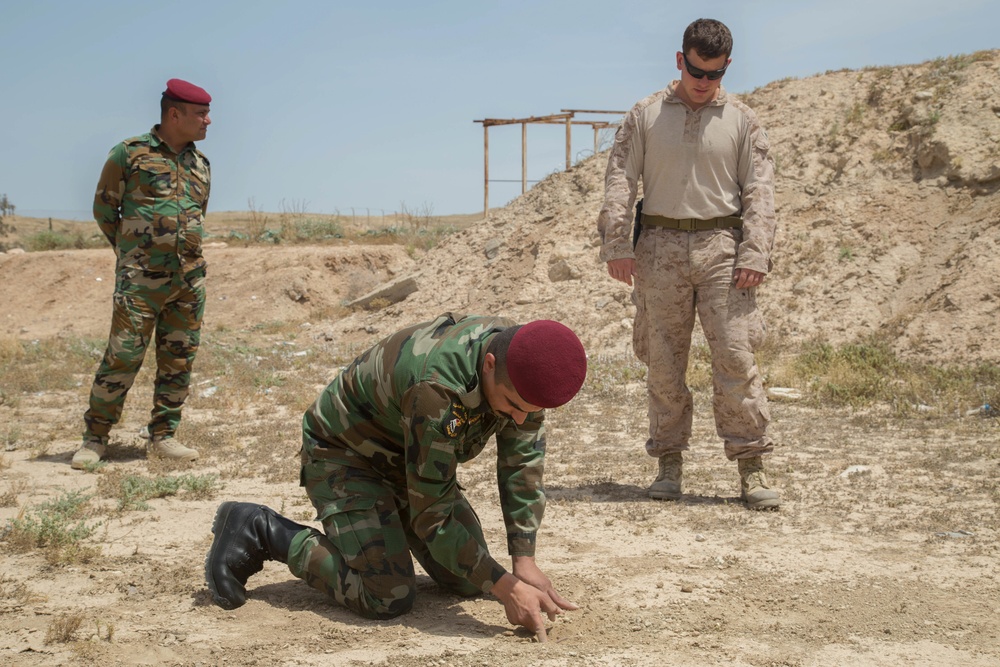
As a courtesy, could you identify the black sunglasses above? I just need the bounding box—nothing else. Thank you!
[682,53,728,81]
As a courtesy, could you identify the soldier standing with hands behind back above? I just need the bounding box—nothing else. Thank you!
[597,19,780,509]
[73,79,213,469]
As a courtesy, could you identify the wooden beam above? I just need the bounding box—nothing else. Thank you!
[483,124,489,218]
[474,113,573,127]
[565,115,571,169]
[521,122,527,194]
[560,108,629,115]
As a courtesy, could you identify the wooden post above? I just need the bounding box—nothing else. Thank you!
[593,126,599,155]
[521,122,527,194]
[565,115,572,169]
[483,125,489,218]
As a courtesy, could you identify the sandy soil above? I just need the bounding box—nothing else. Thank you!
[1,52,999,666]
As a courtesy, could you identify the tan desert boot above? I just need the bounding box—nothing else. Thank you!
[148,436,199,462]
[738,456,780,510]
[648,452,683,500]
[71,436,108,470]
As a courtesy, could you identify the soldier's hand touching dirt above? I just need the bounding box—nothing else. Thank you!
[512,555,579,614]
[492,571,564,642]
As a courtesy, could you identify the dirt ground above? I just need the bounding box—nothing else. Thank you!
[1,53,999,666]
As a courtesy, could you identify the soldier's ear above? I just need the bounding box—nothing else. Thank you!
[483,353,496,375]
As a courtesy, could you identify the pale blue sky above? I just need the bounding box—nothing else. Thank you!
[1,0,996,219]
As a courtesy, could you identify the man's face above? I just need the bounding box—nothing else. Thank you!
[675,49,729,109]
[174,103,212,143]
[481,353,542,425]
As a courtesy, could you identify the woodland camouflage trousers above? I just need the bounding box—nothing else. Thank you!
[632,226,773,460]
[83,266,205,440]
[287,450,484,619]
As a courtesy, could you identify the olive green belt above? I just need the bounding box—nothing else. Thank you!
[641,213,743,231]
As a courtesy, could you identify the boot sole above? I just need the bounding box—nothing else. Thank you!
[743,496,781,511]
[149,453,199,461]
[648,490,682,501]
[205,501,241,609]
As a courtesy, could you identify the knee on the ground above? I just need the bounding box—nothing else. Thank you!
[354,586,417,620]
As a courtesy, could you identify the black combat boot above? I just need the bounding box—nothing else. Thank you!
[204,502,310,609]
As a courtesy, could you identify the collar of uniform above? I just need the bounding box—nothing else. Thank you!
[150,124,196,155]
[663,82,729,108]
[149,125,166,148]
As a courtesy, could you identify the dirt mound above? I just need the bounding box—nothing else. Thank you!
[0,245,416,341]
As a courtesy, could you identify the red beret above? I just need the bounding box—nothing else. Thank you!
[506,320,587,409]
[163,78,211,105]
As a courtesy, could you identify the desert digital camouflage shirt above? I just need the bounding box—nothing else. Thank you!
[597,83,776,273]
[302,313,547,591]
[93,125,211,273]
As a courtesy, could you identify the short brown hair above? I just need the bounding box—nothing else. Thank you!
[160,95,188,120]
[682,18,733,60]
[487,325,522,389]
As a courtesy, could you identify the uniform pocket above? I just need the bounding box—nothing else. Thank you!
[318,495,380,566]
[632,288,649,365]
[136,161,174,199]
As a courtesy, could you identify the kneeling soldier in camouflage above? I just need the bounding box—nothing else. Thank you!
[205,314,587,639]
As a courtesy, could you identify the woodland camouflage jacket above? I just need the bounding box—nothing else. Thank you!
[93,126,211,274]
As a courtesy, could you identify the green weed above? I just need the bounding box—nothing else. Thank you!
[784,337,1000,415]
[4,490,101,565]
[97,471,220,511]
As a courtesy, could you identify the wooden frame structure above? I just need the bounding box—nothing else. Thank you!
[473,108,626,217]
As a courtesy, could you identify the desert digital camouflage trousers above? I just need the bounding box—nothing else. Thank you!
[83,266,206,440]
[632,226,772,460]
[288,450,484,619]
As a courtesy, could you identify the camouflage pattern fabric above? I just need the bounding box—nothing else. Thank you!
[291,313,547,614]
[289,455,487,619]
[84,126,210,440]
[94,126,211,274]
[632,225,772,460]
[84,267,205,439]
[597,83,775,274]
[597,80,777,462]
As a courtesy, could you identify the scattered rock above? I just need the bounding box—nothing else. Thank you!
[767,387,803,401]
[484,238,503,259]
[347,275,418,310]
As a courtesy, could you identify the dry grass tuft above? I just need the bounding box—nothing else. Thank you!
[44,613,84,644]
[0,477,29,507]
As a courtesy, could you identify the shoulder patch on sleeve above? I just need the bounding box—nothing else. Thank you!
[441,401,468,438]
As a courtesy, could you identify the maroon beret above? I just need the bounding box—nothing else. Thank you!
[507,320,587,409]
[163,78,211,105]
